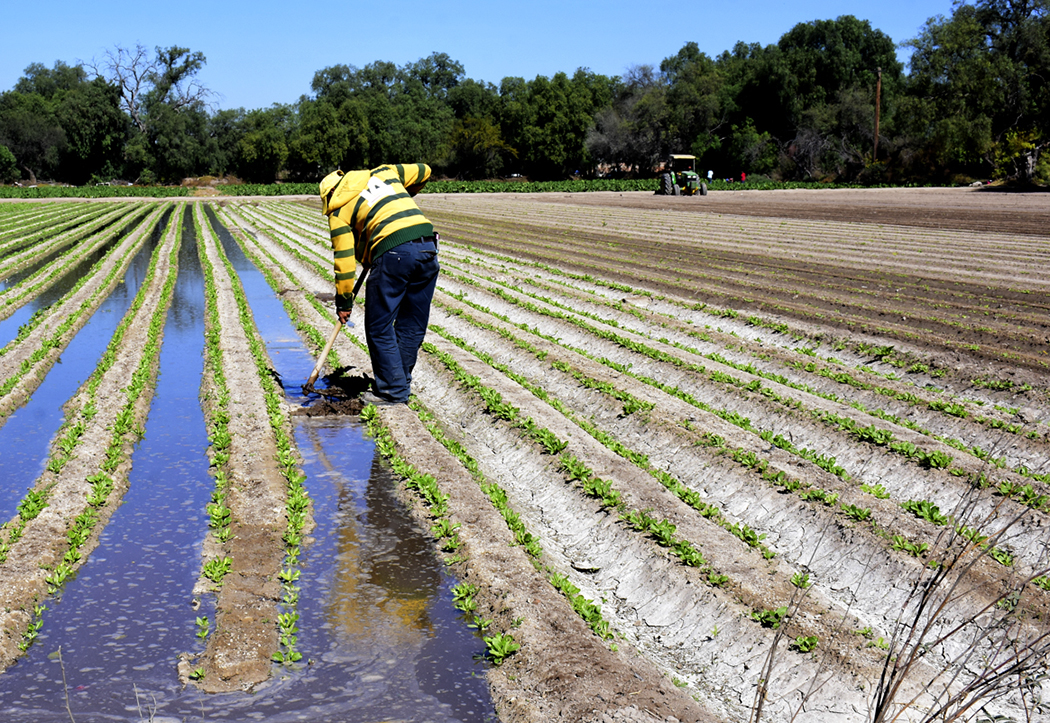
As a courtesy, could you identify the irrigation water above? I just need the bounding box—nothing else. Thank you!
[207,208,496,721]
[0,210,167,517]
[0,208,125,294]
[0,210,496,721]
[0,207,151,345]
[0,215,208,721]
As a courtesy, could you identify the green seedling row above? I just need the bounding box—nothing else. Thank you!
[202,206,312,667]
[13,207,181,652]
[433,276,1012,572]
[1,208,170,556]
[0,204,118,284]
[410,398,618,649]
[447,260,1021,490]
[0,208,159,411]
[447,243,1043,450]
[439,264,1047,550]
[0,206,149,320]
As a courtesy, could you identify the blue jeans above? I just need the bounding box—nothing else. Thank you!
[364,238,439,402]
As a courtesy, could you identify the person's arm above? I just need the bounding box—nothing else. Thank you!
[399,163,432,196]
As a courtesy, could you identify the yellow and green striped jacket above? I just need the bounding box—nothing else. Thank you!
[319,163,433,310]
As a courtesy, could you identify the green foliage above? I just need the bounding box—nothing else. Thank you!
[751,606,789,629]
[483,632,520,665]
[0,144,18,182]
[901,499,950,526]
[793,635,819,653]
[5,1,1050,187]
[202,556,232,584]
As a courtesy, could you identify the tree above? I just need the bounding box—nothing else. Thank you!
[0,144,18,183]
[0,90,65,183]
[56,77,129,184]
[501,69,616,178]
[236,105,292,182]
[903,0,1049,182]
[91,44,214,182]
[586,65,666,174]
[444,116,516,178]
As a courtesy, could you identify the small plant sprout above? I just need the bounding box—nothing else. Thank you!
[791,571,811,589]
[484,632,520,665]
[195,615,210,640]
[203,556,233,584]
[793,635,819,653]
[751,606,788,629]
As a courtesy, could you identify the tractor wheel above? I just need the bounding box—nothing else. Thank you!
[660,173,673,196]
[673,184,682,196]
[700,182,708,196]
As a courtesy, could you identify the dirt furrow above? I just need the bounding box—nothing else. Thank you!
[436,221,1050,368]
[411,327,941,723]
[232,203,723,723]
[420,195,1050,285]
[428,293,1022,641]
[435,266,1050,575]
[191,203,292,692]
[234,195,1050,721]
[422,196,1050,372]
[438,245,1050,478]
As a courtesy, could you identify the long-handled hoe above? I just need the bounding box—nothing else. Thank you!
[302,270,367,396]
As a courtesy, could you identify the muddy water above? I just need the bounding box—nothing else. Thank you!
[0,209,168,517]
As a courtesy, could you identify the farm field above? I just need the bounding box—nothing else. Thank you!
[0,188,1048,723]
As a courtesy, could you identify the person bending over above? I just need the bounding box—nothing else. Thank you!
[319,163,439,404]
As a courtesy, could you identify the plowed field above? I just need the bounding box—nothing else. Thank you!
[1,187,1048,723]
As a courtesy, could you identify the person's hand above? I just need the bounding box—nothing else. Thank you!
[338,309,352,325]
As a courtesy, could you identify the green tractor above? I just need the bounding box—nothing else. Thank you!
[657,154,708,196]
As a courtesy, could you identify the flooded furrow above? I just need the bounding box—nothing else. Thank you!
[0,216,212,721]
[0,206,117,288]
[205,206,496,720]
[0,207,152,345]
[0,210,168,516]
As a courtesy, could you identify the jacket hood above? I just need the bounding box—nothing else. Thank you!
[319,170,370,216]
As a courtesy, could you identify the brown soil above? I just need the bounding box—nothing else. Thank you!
[187,203,296,693]
[545,186,1050,236]
[290,395,366,416]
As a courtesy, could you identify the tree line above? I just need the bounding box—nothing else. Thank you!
[1,0,1047,187]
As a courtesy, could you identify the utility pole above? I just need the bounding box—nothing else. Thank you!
[874,67,882,162]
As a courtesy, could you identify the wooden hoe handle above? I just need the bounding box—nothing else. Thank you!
[305,320,343,390]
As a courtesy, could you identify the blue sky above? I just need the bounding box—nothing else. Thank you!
[2,0,955,111]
